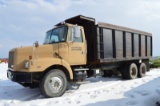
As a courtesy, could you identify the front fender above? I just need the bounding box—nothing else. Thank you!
[27,58,73,80]
[28,58,60,72]
[61,59,73,80]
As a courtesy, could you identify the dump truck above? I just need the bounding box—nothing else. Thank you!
[7,15,152,98]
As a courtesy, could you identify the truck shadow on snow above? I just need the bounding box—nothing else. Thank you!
[0,76,121,101]
[85,75,160,106]
[0,80,41,101]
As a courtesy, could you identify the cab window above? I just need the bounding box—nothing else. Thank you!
[44,26,68,44]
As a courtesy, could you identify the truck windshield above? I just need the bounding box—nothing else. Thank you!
[44,26,68,44]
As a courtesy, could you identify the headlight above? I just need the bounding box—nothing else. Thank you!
[11,65,14,68]
[25,61,29,69]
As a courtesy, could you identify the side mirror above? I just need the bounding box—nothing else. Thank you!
[73,26,81,38]
[34,41,39,48]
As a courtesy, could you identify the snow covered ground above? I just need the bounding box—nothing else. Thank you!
[0,63,160,106]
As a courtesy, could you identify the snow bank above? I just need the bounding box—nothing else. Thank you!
[0,63,160,106]
[0,63,8,80]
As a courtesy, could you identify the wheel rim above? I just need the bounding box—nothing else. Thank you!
[131,67,137,77]
[141,66,146,74]
[48,76,63,93]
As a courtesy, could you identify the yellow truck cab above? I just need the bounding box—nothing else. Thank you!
[7,15,152,98]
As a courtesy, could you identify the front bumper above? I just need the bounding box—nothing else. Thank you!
[7,69,33,83]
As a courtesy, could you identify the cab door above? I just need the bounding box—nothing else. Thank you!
[68,27,86,65]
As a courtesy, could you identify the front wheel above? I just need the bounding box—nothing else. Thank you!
[40,69,67,98]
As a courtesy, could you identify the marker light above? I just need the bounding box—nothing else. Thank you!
[29,55,32,60]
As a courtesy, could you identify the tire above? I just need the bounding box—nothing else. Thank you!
[39,69,67,98]
[120,66,128,79]
[138,63,147,78]
[127,63,138,79]
[123,63,138,79]
[121,70,127,79]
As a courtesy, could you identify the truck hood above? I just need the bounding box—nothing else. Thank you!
[8,44,58,71]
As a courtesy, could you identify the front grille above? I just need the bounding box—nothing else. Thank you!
[8,51,14,68]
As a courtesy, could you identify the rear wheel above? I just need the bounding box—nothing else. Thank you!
[126,63,138,79]
[40,69,67,98]
[121,70,127,79]
[138,63,146,78]
[121,63,138,79]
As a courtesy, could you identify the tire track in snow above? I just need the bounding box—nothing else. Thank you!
[23,93,42,101]
[74,80,122,94]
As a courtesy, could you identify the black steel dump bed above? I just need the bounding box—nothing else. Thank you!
[56,15,152,64]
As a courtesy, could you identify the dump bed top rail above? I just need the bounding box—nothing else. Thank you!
[56,15,151,36]
[56,15,95,26]
[98,22,152,36]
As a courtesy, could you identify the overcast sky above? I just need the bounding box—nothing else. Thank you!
[0,0,159,58]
